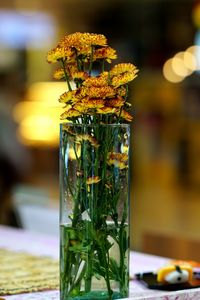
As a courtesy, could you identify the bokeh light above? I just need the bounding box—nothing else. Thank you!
[163,58,184,83]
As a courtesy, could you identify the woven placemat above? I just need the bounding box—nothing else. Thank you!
[0,248,59,295]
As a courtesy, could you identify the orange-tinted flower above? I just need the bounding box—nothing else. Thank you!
[85,86,116,99]
[58,91,75,104]
[107,152,128,169]
[86,176,101,185]
[60,32,107,48]
[62,125,75,135]
[116,86,127,97]
[106,97,125,108]
[110,63,138,76]
[72,71,89,81]
[79,98,105,109]
[59,32,83,48]
[73,103,89,113]
[76,134,99,148]
[96,107,117,115]
[112,72,138,87]
[60,108,81,119]
[47,46,75,63]
[83,74,109,87]
[93,46,117,63]
[117,109,133,122]
[53,68,65,80]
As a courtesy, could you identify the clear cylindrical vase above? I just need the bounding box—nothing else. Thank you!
[60,123,130,300]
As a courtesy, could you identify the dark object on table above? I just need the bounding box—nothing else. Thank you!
[135,272,200,291]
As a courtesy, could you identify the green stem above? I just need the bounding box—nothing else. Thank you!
[100,241,113,300]
[89,46,94,75]
[61,60,72,91]
[68,260,87,295]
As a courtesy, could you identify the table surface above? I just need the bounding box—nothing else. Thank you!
[0,225,200,300]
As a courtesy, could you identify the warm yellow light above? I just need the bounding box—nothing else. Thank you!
[13,81,70,147]
[17,115,59,146]
[13,101,62,122]
[186,45,200,70]
[183,51,197,72]
[163,58,184,83]
[172,54,189,77]
[27,81,70,105]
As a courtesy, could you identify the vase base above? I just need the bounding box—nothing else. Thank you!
[67,291,123,300]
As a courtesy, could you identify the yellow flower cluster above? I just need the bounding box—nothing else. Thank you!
[47,32,139,123]
[60,32,107,48]
[76,134,99,148]
[107,152,128,169]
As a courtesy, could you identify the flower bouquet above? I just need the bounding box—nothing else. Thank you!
[47,32,138,300]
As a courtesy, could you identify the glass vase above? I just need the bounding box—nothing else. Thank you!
[60,123,130,300]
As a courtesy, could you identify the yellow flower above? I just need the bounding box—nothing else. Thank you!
[85,86,116,99]
[106,97,125,108]
[79,33,107,47]
[86,176,101,185]
[78,98,105,110]
[73,104,89,113]
[107,152,128,169]
[83,74,109,87]
[53,68,65,80]
[60,108,81,119]
[58,91,76,104]
[60,32,107,48]
[96,107,117,115]
[93,47,117,63]
[110,63,138,76]
[117,109,133,122]
[47,46,75,63]
[72,71,89,81]
[62,125,76,135]
[76,134,99,148]
[116,86,127,97]
[112,72,138,87]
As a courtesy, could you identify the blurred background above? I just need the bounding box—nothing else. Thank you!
[0,0,200,260]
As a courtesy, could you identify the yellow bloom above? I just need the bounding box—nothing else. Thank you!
[60,108,81,119]
[116,86,127,97]
[106,97,125,108]
[78,98,105,109]
[72,71,89,81]
[93,47,117,63]
[117,109,133,122]
[73,101,89,113]
[53,68,65,80]
[96,107,117,115]
[58,91,76,104]
[86,176,101,185]
[62,125,76,135]
[60,32,107,48]
[47,46,75,63]
[83,74,109,87]
[85,86,116,99]
[76,134,99,148]
[107,152,128,169]
[112,72,138,87]
[110,63,138,76]
[79,33,107,47]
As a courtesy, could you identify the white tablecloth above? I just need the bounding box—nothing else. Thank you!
[1,225,200,300]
